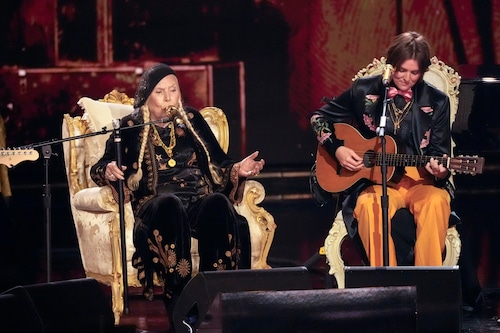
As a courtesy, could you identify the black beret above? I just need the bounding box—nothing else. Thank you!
[134,63,176,108]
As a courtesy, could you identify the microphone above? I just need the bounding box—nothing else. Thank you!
[382,64,394,86]
[175,117,186,130]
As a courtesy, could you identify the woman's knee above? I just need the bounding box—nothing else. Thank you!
[156,193,184,206]
[202,193,232,210]
[140,193,185,219]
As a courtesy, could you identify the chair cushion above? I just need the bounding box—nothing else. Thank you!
[73,187,115,213]
[78,97,134,133]
[77,97,134,187]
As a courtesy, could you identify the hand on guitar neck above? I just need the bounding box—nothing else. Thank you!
[315,123,485,193]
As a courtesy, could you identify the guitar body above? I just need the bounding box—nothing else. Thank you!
[315,123,397,193]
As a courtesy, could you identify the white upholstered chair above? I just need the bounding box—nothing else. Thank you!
[62,90,276,324]
[323,57,462,288]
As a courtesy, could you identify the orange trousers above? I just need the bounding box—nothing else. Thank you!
[354,167,451,266]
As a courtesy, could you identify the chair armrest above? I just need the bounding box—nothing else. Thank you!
[234,180,276,269]
[73,186,117,213]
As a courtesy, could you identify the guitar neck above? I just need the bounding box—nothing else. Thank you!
[378,153,448,168]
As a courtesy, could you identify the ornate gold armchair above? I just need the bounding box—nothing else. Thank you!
[323,57,462,288]
[62,90,276,324]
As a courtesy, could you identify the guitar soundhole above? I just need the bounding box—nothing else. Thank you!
[363,150,376,168]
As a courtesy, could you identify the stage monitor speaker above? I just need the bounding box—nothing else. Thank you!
[173,266,311,333]
[200,286,417,332]
[1,278,114,333]
[0,293,43,333]
[345,266,462,333]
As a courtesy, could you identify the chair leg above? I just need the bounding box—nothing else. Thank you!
[324,211,348,288]
[443,226,461,266]
[111,279,123,325]
[191,237,200,276]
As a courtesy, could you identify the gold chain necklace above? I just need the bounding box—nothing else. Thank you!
[151,122,177,167]
[389,99,413,134]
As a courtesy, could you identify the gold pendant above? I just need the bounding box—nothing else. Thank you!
[168,159,176,167]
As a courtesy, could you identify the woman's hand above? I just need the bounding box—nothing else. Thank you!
[426,154,449,180]
[335,146,364,171]
[105,161,127,182]
[238,151,265,177]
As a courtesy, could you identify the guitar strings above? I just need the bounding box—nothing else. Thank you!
[349,150,448,167]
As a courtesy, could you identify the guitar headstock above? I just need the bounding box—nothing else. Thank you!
[0,149,39,168]
[449,155,485,175]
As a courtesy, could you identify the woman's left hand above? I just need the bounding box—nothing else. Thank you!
[239,151,265,177]
[426,154,449,180]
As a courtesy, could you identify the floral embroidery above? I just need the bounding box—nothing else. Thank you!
[420,106,434,115]
[363,114,377,132]
[213,259,226,271]
[166,248,177,267]
[420,129,431,149]
[362,95,379,132]
[364,94,379,111]
[311,115,332,144]
[146,231,191,277]
[365,94,379,103]
[176,258,191,278]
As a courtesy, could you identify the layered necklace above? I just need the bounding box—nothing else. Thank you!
[388,99,413,134]
[151,122,177,168]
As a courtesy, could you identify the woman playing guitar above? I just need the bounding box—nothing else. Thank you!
[311,31,456,267]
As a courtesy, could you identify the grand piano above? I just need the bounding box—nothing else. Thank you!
[451,67,500,289]
[452,69,500,196]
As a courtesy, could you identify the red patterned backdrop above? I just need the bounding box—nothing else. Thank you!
[279,0,498,130]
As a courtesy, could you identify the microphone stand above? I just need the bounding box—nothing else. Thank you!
[30,128,112,283]
[42,144,52,282]
[28,117,168,308]
[376,84,391,266]
[112,119,129,316]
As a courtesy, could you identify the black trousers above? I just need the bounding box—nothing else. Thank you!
[132,192,251,300]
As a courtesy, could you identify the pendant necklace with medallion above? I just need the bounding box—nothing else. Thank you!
[151,122,177,168]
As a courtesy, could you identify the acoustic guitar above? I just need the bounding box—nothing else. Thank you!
[315,123,485,193]
[0,149,39,168]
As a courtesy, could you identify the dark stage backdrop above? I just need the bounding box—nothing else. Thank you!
[2,0,499,166]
